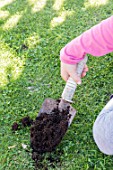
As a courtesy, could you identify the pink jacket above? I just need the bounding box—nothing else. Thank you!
[60,16,113,64]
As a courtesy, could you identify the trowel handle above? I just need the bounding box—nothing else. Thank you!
[61,55,88,103]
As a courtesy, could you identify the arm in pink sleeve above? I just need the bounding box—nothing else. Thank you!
[60,16,113,64]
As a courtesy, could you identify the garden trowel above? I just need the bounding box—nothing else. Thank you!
[38,55,88,126]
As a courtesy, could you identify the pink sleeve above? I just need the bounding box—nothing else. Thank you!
[60,16,113,64]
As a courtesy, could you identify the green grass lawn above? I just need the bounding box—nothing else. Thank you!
[0,0,113,169]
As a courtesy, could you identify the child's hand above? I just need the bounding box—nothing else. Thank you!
[61,62,88,84]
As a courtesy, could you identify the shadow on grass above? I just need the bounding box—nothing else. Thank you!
[0,0,113,169]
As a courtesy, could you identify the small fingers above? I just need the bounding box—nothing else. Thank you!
[61,71,69,82]
[70,73,81,84]
[83,65,88,72]
[60,62,87,84]
[81,71,86,78]
[81,65,88,77]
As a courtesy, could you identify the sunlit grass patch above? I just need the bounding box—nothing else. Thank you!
[50,10,74,28]
[2,12,22,30]
[0,10,9,19]
[53,0,65,11]
[85,0,108,7]
[28,0,47,13]
[0,0,14,9]
[0,41,25,87]
[25,33,40,48]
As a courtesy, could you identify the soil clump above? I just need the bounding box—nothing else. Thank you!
[12,116,33,131]
[30,105,70,153]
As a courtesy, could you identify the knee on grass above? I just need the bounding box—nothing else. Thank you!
[93,110,113,155]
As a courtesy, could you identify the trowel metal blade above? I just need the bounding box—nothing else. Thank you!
[68,105,76,126]
[38,98,59,116]
[38,98,76,126]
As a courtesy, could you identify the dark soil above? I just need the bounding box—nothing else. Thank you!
[12,122,19,131]
[21,116,33,127]
[12,116,33,132]
[12,100,71,169]
[30,105,70,154]
[21,44,28,50]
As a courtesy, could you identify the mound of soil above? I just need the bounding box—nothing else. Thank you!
[11,99,71,169]
[30,105,70,153]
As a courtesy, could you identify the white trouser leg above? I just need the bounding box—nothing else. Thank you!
[93,98,113,155]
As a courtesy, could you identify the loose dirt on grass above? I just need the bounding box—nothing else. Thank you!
[30,105,70,153]
[12,116,33,131]
[12,100,71,169]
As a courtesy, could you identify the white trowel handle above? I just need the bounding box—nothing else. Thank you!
[61,55,88,103]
